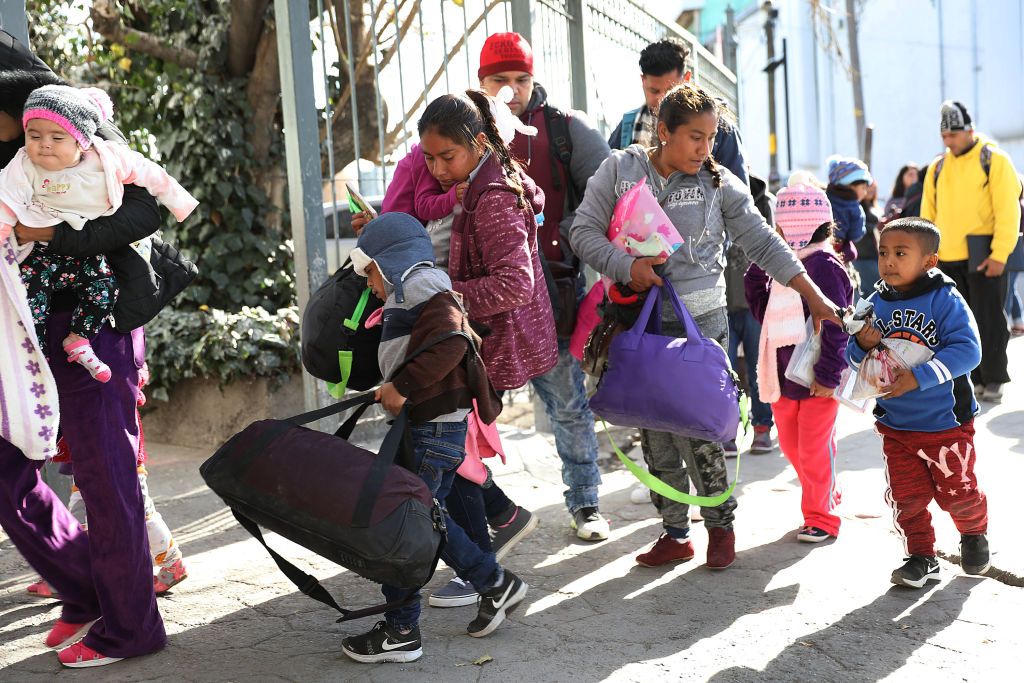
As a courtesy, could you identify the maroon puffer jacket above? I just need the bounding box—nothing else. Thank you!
[449,155,558,390]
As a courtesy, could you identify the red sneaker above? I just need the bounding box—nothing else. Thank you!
[58,641,123,668]
[45,618,97,650]
[27,578,58,599]
[706,528,736,569]
[636,534,695,567]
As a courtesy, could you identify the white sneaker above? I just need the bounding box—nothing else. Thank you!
[630,484,650,505]
[570,507,610,541]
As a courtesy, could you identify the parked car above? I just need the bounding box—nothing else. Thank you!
[321,194,384,272]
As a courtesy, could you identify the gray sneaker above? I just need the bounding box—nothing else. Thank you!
[981,383,1004,403]
[428,576,478,608]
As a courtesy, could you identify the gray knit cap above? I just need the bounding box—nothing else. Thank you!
[22,85,114,149]
[939,100,973,133]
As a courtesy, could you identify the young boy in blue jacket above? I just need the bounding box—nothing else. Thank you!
[342,213,526,663]
[846,217,989,588]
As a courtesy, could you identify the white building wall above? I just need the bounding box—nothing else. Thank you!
[734,0,1024,201]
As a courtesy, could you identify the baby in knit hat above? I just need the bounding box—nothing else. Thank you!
[0,84,198,382]
[744,182,854,543]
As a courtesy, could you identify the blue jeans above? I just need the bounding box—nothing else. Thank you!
[1005,271,1023,322]
[530,340,602,513]
[382,420,499,630]
[727,310,773,429]
[853,259,880,299]
[446,476,493,553]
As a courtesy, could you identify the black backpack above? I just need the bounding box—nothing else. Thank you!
[300,260,383,391]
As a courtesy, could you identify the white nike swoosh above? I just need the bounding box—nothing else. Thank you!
[490,583,514,610]
[381,639,417,651]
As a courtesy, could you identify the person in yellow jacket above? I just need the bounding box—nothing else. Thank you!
[922,100,1022,403]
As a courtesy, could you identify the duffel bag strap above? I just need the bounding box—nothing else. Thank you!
[285,389,377,427]
[231,507,448,623]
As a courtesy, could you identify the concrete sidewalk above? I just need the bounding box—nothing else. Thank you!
[2,338,1023,681]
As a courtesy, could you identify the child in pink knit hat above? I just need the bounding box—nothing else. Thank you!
[0,84,198,382]
[744,182,854,543]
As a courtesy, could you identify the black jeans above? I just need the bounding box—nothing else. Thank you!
[938,260,1010,385]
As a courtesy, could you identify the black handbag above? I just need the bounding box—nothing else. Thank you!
[112,234,198,332]
[300,260,383,391]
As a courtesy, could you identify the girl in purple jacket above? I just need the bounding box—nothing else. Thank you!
[745,184,854,543]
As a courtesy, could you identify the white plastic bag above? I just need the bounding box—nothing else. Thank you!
[784,317,821,388]
[837,367,872,412]
[851,340,935,399]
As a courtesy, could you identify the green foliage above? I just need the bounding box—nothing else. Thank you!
[143,305,301,403]
[28,0,302,396]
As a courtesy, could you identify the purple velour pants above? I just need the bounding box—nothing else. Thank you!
[0,313,165,658]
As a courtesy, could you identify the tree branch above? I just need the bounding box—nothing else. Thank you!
[90,0,200,70]
[227,0,272,77]
[383,0,503,144]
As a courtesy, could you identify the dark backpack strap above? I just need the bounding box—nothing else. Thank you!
[980,143,993,183]
[543,104,578,210]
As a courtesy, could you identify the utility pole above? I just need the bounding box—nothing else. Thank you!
[763,1,780,191]
[845,0,866,159]
[724,6,738,74]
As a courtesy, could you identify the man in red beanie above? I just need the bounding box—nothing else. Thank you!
[478,31,613,544]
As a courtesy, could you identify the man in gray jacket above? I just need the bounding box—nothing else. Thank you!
[477,32,613,542]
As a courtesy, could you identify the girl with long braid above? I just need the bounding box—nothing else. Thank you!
[570,83,843,570]
[418,90,558,390]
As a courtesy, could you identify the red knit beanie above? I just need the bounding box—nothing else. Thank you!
[478,32,533,80]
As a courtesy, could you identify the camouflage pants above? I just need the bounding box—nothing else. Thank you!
[639,307,738,531]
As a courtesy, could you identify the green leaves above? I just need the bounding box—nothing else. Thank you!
[144,305,301,403]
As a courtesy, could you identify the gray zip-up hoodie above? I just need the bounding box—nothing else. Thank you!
[569,145,804,318]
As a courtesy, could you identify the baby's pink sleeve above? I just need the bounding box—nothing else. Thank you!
[414,181,459,222]
[407,145,458,221]
[120,150,199,222]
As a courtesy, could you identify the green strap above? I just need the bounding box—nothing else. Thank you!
[601,421,741,507]
[325,350,354,399]
[344,288,372,331]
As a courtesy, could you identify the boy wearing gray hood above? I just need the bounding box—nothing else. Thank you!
[570,84,843,570]
[342,213,525,664]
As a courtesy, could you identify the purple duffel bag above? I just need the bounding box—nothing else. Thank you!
[589,279,740,442]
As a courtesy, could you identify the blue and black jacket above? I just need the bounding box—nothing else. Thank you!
[846,269,980,432]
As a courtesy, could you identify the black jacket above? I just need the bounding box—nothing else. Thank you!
[1,31,194,329]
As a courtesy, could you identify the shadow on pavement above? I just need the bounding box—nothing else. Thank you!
[985,410,1024,453]
[708,576,979,682]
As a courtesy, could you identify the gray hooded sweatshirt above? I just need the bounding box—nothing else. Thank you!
[378,265,468,422]
[569,145,805,318]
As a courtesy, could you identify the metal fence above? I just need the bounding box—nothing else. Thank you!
[276,0,738,412]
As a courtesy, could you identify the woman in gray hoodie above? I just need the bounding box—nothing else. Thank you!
[569,83,842,570]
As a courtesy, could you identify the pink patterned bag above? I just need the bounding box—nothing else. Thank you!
[607,182,685,259]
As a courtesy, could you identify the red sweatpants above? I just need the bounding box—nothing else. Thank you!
[877,420,988,557]
[773,396,842,536]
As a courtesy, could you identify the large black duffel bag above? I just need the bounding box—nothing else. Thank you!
[199,390,445,622]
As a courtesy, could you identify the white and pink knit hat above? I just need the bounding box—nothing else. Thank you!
[22,85,114,150]
[775,184,833,249]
